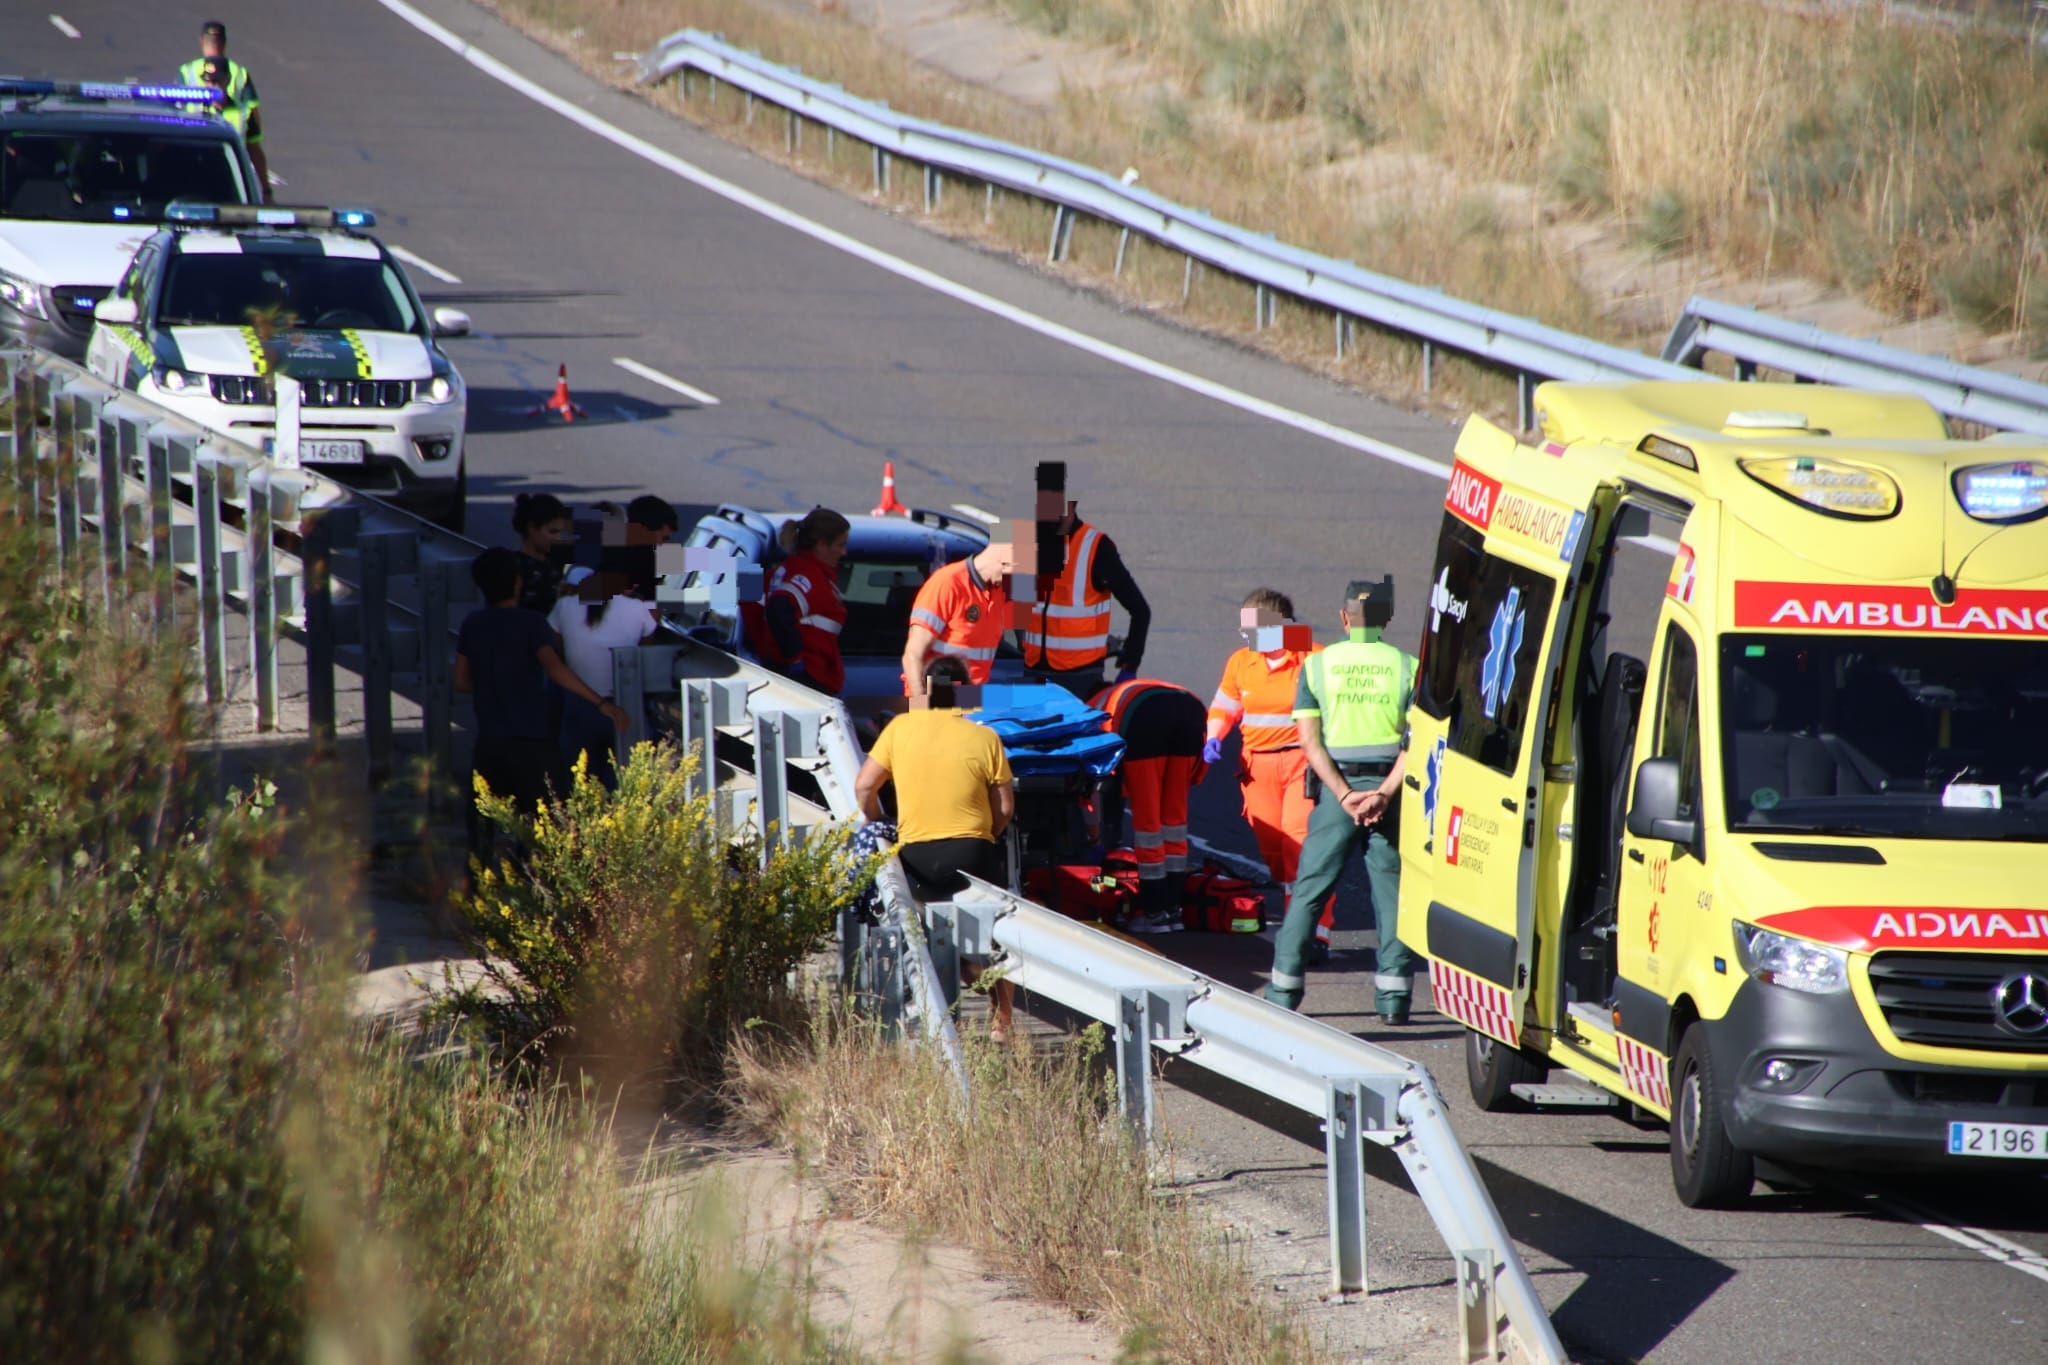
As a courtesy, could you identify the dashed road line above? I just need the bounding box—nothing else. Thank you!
[612,356,720,406]
[389,244,462,284]
[49,14,81,38]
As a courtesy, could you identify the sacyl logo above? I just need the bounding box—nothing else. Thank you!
[1430,567,1468,635]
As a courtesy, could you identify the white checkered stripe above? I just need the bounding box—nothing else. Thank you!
[1431,962,1518,1046]
[1617,1035,1672,1111]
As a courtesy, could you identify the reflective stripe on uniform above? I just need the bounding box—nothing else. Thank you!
[910,606,947,634]
[1132,829,1164,848]
[1373,972,1412,991]
[1137,862,1166,880]
[1160,824,1187,843]
[1048,633,1109,651]
[1270,969,1303,990]
[1242,712,1295,728]
[1040,601,1103,618]
[801,615,842,634]
[930,640,997,661]
[1209,691,1243,715]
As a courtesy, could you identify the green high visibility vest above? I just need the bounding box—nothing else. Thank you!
[178,58,259,139]
[1295,635,1414,764]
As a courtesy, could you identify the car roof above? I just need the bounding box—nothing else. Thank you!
[0,102,237,136]
[691,504,989,560]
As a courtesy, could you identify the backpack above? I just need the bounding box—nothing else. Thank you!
[1180,861,1267,933]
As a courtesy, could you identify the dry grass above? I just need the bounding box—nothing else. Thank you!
[728,1006,1324,1363]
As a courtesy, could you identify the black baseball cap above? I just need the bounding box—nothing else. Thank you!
[201,20,227,39]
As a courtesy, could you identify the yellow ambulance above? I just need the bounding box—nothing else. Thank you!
[1396,381,2048,1206]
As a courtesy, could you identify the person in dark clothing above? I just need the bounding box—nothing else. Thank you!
[512,491,575,615]
[457,549,631,861]
[598,494,679,602]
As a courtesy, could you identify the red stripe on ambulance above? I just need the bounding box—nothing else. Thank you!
[1732,581,2048,636]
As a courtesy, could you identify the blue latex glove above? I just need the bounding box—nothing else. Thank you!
[1114,667,1137,684]
[1201,736,1225,767]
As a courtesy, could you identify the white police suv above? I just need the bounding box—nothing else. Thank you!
[84,202,472,527]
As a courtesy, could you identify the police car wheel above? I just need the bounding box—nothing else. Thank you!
[1465,1027,1544,1112]
[1669,1022,1754,1209]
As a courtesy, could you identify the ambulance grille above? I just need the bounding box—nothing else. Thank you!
[1867,953,2048,1054]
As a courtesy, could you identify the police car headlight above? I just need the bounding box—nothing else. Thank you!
[418,375,457,405]
[1733,924,1848,995]
[0,270,49,320]
[150,364,208,396]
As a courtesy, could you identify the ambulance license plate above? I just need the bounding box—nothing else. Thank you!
[301,439,365,464]
[1947,1121,2048,1159]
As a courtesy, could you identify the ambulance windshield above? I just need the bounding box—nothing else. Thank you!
[1720,636,2048,841]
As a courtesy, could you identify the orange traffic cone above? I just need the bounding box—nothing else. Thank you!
[872,460,907,516]
[528,364,589,422]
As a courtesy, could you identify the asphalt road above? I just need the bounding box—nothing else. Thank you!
[15,2,2047,1359]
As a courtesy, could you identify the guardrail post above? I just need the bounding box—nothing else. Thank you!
[1181,255,1194,305]
[1048,205,1073,263]
[1326,1080,1370,1295]
[94,403,131,610]
[420,548,462,787]
[1422,339,1435,393]
[613,645,648,774]
[922,165,940,213]
[785,107,798,154]
[839,902,867,988]
[1254,284,1271,331]
[1114,226,1131,278]
[6,360,30,486]
[863,922,906,1039]
[52,383,91,567]
[143,426,178,627]
[1457,1249,1500,1365]
[752,707,821,861]
[743,89,753,124]
[302,505,359,748]
[359,531,395,774]
[1518,372,1535,431]
[193,452,242,707]
[1335,313,1352,359]
[922,902,961,1005]
[872,146,889,195]
[1116,988,1157,1142]
[245,468,280,731]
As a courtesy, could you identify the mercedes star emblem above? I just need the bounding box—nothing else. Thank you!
[1991,972,2048,1037]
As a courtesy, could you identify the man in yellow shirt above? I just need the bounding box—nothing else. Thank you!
[856,658,1016,1036]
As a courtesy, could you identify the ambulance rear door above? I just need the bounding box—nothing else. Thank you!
[1400,419,1616,1047]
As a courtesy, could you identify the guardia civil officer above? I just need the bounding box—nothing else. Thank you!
[1265,578,1417,1022]
[180,21,272,201]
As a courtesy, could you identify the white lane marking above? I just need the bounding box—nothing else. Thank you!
[373,0,1453,483]
[1882,1196,2048,1288]
[389,244,463,284]
[613,356,719,405]
[950,502,999,524]
[49,14,81,38]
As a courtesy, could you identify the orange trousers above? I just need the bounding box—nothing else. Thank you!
[1124,755,1196,881]
[1241,747,1334,930]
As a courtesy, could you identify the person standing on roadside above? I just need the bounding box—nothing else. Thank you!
[180,22,271,202]
[757,507,850,695]
[1205,588,1337,952]
[547,569,658,790]
[901,540,1012,698]
[855,658,1017,1039]
[512,492,575,615]
[1017,496,1151,701]
[1265,578,1415,1023]
[456,549,630,861]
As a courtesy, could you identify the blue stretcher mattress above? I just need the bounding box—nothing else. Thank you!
[967,683,1125,778]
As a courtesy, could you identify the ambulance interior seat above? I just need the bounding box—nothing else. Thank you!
[1726,667,1880,817]
[1564,649,1646,1008]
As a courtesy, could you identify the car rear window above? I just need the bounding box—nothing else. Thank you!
[2,130,248,222]
[838,556,930,655]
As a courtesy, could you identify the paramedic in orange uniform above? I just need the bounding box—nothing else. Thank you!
[1205,588,1336,953]
[902,541,1013,697]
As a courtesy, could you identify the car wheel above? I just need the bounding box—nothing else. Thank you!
[1466,1027,1545,1112]
[1669,1022,1754,1209]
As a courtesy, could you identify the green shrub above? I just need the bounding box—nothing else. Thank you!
[1551,100,1612,209]
[1639,186,1691,256]
[1938,240,2023,332]
[458,744,873,1087]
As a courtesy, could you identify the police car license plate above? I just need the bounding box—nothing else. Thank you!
[301,439,365,464]
[1948,1121,2048,1159]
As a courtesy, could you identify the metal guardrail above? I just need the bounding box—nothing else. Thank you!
[635,29,1706,427]
[1664,295,2048,436]
[638,29,2048,440]
[626,638,1564,1362]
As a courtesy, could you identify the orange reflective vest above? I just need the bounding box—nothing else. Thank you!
[907,556,1007,686]
[1019,523,1112,672]
[1207,644,1319,753]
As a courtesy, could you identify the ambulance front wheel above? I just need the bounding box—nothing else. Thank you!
[1465,1028,1544,1111]
[1670,1022,1755,1208]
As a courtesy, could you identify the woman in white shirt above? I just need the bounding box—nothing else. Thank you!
[547,569,658,789]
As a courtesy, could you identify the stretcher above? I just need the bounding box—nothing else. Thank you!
[965,683,1125,893]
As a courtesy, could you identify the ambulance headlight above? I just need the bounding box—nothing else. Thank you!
[1733,924,1848,995]
[1953,461,2048,525]
[1740,456,1900,520]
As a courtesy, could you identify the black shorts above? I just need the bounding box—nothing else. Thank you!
[898,837,1004,901]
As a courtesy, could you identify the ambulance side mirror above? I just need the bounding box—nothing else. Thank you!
[1626,758,1698,846]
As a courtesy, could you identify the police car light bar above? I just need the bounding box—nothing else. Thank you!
[164,203,378,230]
[0,77,224,107]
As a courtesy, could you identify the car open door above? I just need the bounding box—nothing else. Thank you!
[1399,417,1617,1046]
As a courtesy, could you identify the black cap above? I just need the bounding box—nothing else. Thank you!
[1344,576,1395,626]
[201,20,227,39]
[625,494,678,532]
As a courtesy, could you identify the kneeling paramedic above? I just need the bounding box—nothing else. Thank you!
[1266,578,1416,1022]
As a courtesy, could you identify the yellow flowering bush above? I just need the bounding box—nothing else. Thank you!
[458,741,875,1086]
